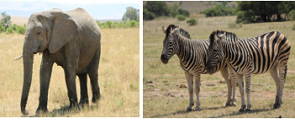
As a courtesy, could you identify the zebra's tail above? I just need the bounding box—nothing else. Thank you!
[284,65,287,80]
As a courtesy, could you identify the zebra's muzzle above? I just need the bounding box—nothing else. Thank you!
[161,54,169,64]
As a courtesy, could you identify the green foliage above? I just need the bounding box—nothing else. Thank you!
[122,7,139,21]
[288,10,295,20]
[177,8,190,17]
[0,12,25,34]
[176,15,186,21]
[186,18,197,26]
[144,1,170,19]
[143,2,190,20]
[237,1,295,23]
[97,20,139,29]
[0,12,11,30]
[201,3,236,17]
[143,8,156,20]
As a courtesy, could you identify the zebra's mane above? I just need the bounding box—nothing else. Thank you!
[165,24,191,39]
[209,30,238,43]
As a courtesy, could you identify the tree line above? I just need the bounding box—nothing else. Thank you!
[144,1,295,24]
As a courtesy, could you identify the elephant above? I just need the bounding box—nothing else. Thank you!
[20,8,101,115]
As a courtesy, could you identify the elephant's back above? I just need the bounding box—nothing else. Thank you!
[66,8,101,73]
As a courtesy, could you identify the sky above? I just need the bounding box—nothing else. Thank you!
[0,0,139,20]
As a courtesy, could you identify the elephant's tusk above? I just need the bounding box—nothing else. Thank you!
[14,55,23,61]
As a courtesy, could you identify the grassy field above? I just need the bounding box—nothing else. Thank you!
[0,28,139,117]
[143,16,295,118]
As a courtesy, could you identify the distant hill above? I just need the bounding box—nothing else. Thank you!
[0,16,28,26]
[11,16,28,26]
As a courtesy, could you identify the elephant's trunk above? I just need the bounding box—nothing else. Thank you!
[20,40,34,115]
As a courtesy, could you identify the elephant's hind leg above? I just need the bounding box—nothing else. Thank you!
[88,49,101,103]
[78,73,89,106]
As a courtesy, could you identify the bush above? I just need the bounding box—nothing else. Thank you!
[97,20,139,29]
[236,11,256,23]
[186,18,197,26]
[292,24,295,30]
[228,23,242,29]
[288,10,295,20]
[0,12,26,34]
[177,8,190,17]
[143,8,156,20]
[202,4,236,17]
[176,15,186,21]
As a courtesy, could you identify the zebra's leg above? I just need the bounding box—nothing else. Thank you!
[194,74,201,111]
[236,74,246,112]
[273,63,287,109]
[231,75,237,106]
[245,74,252,111]
[270,65,282,109]
[185,72,194,111]
[220,68,233,107]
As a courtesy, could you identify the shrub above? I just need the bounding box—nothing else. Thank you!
[176,15,186,21]
[228,23,242,29]
[201,4,236,17]
[97,20,139,29]
[177,8,190,17]
[288,10,295,21]
[143,8,156,20]
[292,24,295,30]
[236,11,256,24]
[186,18,197,26]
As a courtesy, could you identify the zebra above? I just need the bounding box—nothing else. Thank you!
[206,30,291,112]
[160,24,240,111]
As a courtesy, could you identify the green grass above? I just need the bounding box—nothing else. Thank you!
[143,16,295,118]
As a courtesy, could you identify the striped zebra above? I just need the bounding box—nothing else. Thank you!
[206,30,291,112]
[160,24,239,111]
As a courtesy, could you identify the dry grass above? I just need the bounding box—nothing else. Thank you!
[143,16,295,118]
[0,28,139,117]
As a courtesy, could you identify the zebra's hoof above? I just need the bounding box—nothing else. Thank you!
[225,102,236,107]
[273,103,281,109]
[239,105,246,112]
[194,106,201,111]
[186,107,193,112]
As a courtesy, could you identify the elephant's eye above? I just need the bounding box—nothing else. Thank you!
[36,32,41,35]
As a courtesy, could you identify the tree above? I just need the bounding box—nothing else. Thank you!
[144,1,170,17]
[237,1,295,23]
[122,7,139,21]
[0,12,11,30]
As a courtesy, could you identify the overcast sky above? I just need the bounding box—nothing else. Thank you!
[0,0,139,20]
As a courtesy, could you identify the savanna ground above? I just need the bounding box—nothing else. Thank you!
[0,27,139,116]
[143,16,295,118]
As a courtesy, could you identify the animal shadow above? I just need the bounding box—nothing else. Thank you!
[149,106,226,118]
[30,103,99,117]
[210,108,274,118]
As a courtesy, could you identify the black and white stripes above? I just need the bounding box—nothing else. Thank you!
[160,25,237,111]
[206,30,291,111]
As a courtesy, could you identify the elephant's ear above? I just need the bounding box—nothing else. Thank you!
[48,12,78,53]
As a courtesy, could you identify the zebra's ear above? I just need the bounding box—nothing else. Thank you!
[162,26,166,33]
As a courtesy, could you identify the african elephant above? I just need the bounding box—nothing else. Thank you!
[21,8,101,115]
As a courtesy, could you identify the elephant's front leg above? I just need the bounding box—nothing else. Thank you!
[185,72,194,111]
[63,43,80,109]
[64,64,79,108]
[36,54,54,114]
